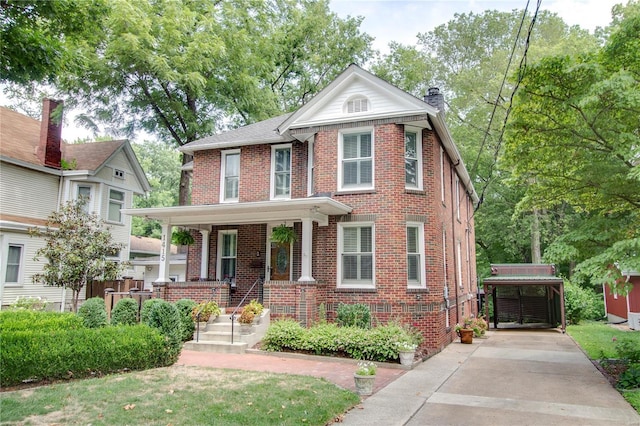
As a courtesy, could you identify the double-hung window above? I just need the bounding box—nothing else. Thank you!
[217,230,237,280]
[5,244,23,284]
[340,130,373,190]
[271,144,291,199]
[407,223,426,288]
[221,150,240,202]
[108,189,124,223]
[338,223,374,288]
[405,129,422,189]
[77,185,92,214]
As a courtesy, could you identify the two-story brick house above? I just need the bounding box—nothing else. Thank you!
[0,99,150,311]
[124,65,478,350]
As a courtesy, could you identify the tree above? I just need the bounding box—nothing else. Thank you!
[58,0,372,205]
[0,0,107,84]
[30,199,126,312]
[503,1,640,287]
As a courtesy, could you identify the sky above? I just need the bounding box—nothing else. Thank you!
[6,0,624,143]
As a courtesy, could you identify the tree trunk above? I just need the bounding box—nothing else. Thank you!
[179,153,193,206]
[531,207,541,263]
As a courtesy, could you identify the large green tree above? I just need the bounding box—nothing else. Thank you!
[58,0,372,205]
[504,1,640,287]
[30,199,126,312]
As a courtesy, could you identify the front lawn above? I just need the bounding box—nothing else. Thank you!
[0,365,360,425]
[566,321,640,413]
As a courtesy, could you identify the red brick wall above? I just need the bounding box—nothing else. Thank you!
[153,281,230,308]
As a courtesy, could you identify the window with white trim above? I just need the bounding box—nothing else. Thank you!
[114,169,125,179]
[338,223,374,288]
[217,230,237,280]
[344,96,369,113]
[456,241,463,288]
[440,147,445,202]
[455,175,461,220]
[271,144,291,199]
[407,223,426,288]
[307,137,314,196]
[108,189,124,223]
[339,130,373,190]
[77,185,92,214]
[221,150,240,202]
[5,244,23,283]
[405,129,422,189]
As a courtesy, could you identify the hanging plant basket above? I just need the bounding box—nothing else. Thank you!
[270,224,297,245]
[172,228,195,246]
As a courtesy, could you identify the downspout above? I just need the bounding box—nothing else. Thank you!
[450,160,459,325]
[57,172,66,312]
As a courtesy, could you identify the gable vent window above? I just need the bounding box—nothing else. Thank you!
[345,97,369,114]
[114,169,125,179]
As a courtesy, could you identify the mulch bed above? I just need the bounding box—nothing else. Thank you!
[593,358,629,387]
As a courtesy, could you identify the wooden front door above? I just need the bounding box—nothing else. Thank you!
[270,242,291,280]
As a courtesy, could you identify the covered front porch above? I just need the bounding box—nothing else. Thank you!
[122,197,351,310]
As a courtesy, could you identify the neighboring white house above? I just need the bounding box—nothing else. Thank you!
[0,99,150,311]
[129,235,186,290]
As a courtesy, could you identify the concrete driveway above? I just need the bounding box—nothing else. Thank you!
[342,330,640,425]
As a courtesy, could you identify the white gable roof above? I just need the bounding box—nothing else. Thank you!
[279,64,437,133]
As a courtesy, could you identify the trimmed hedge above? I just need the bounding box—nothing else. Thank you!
[111,298,139,326]
[140,298,164,324]
[0,325,173,387]
[77,297,108,328]
[263,320,422,362]
[0,311,83,332]
[174,299,197,342]
[142,299,183,363]
[336,303,371,329]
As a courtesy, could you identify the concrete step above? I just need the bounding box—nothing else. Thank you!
[183,340,248,354]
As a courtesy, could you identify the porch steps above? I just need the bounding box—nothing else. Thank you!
[183,309,270,354]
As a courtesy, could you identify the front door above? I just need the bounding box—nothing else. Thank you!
[270,242,291,280]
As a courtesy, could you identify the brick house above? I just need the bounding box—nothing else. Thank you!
[124,65,478,351]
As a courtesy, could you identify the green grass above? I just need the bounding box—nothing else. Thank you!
[0,365,360,425]
[566,321,640,413]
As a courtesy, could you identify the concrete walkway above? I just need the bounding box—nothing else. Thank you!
[341,330,640,425]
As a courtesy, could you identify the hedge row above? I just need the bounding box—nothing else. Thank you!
[262,320,421,362]
[0,311,83,332]
[0,325,173,387]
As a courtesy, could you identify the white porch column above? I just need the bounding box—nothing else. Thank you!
[199,229,210,280]
[299,217,315,282]
[156,222,172,283]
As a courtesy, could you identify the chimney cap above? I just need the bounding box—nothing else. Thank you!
[427,87,440,96]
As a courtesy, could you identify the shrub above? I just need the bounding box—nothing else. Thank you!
[262,319,306,351]
[174,299,197,342]
[111,298,139,326]
[564,280,605,324]
[0,325,173,387]
[8,296,49,311]
[617,364,640,390]
[140,298,164,324]
[77,297,108,328]
[144,300,183,363]
[0,311,83,332]
[336,303,371,329]
[616,338,640,363]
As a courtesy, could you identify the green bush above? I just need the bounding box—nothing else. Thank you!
[616,338,640,363]
[617,364,640,390]
[140,298,164,324]
[564,280,605,324]
[111,298,139,326]
[8,296,49,311]
[336,303,371,329]
[174,299,197,342]
[0,311,83,332]
[144,300,183,363]
[263,319,421,362]
[0,325,173,387]
[77,297,108,328]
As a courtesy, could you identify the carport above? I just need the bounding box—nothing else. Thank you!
[483,264,566,332]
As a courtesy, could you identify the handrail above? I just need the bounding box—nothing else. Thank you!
[194,285,220,342]
[230,277,263,344]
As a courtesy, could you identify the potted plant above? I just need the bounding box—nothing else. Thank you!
[246,299,264,324]
[455,317,475,344]
[270,224,298,245]
[396,341,417,366]
[191,300,221,323]
[470,315,488,337]
[238,309,255,334]
[353,360,376,396]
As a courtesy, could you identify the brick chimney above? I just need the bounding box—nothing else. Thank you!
[38,98,63,169]
[424,87,444,114]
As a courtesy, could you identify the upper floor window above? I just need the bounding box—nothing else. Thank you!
[108,189,124,223]
[338,223,374,288]
[217,230,237,281]
[405,129,423,189]
[5,244,23,284]
[407,223,426,288]
[455,175,461,221]
[114,169,125,179]
[221,150,240,202]
[271,144,291,199]
[339,129,373,191]
[77,185,92,214]
[344,96,369,113]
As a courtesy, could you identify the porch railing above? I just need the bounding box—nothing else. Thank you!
[193,285,220,342]
[229,277,263,344]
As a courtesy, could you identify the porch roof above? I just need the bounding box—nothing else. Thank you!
[122,197,352,227]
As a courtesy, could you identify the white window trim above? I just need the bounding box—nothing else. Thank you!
[270,143,292,200]
[343,95,371,114]
[440,147,446,202]
[76,183,94,214]
[337,127,374,192]
[307,136,315,196]
[407,222,426,289]
[405,127,423,190]
[114,169,125,179]
[4,243,24,286]
[456,240,463,288]
[216,230,238,281]
[455,175,461,221]
[220,149,240,203]
[337,222,375,289]
[107,188,125,224]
